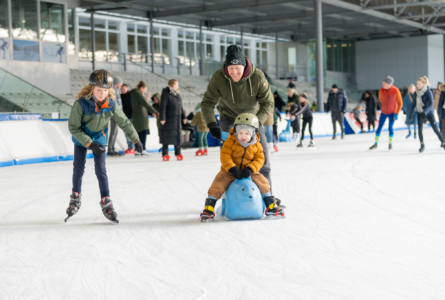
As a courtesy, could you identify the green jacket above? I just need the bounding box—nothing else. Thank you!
[201,58,274,125]
[152,93,162,129]
[130,88,158,133]
[68,98,139,148]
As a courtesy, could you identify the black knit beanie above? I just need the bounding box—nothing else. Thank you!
[226,45,246,67]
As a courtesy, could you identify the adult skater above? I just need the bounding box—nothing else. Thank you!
[67,69,143,223]
[437,84,445,139]
[408,76,445,153]
[130,81,158,156]
[287,88,300,140]
[201,45,275,198]
[326,84,348,139]
[107,76,124,157]
[369,76,403,150]
[159,79,187,161]
[200,113,284,222]
[291,93,314,148]
[403,84,417,139]
[364,91,377,132]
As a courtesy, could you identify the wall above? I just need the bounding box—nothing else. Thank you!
[356,35,437,90]
[427,35,445,86]
[267,41,309,80]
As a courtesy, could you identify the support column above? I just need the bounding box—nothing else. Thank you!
[90,10,95,70]
[314,0,324,112]
[199,22,203,76]
[275,32,279,79]
[150,12,155,73]
[241,27,244,52]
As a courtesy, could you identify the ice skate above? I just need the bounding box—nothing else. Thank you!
[275,198,286,209]
[203,149,208,155]
[162,155,170,161]
[332,134,336,140]
[296,140,303,148]
[200,198,216,222]
[195,149,204,156]
[273,145,279,152]
[65,192,81,222]
[140,150,150,156]
[406,131,412,139]
[369,144,378,150]
[414,132,417,139]
[419,143,425,153]
[99,197,119,223]
[308,140,315,148]
[263,196,285,218]
[389,144,393,150]
[176,154,184,161]
[341,133,345,139]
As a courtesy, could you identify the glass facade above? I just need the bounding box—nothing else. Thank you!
[326,38,355,73]
[0,0,9,38]
[12,0,38,40]
[40,2,65,42]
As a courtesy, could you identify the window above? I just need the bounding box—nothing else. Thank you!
[94,19,106,29]
[127,23,135,32]
[67,9,75,55]
[137,35,147,53]
[326,38,355,73]
[137,25,147,34]
[206,44,213,58]
[256,41,268,70]
[0,0,9,37]
[178,30,213,66]
[79,17,90,27]
[178,30,184,38]
[78,29,91,60]
[40,2,65,42]
[127,34,135,53]
[150,26,171,64]
[108,21,118,30]
[109,32,119,52]
[12,0,38,40]
[78,18,120,61]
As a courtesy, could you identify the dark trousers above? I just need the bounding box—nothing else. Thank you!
[72,144,109,198]
[108,117,118,152]
[162,144,181,156]
[272,124,278,144]
[331,111,344,134]
[301,117,313,140]
[356,118,364,131]
[291,115,300,134]
[441,120,445,140]
[220,116,272,194]
[138,130,149,150]
[417,113,444,144]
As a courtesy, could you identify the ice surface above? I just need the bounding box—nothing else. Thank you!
[1,129,445,299]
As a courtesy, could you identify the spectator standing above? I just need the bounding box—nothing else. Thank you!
[107,76,123,157]
[121,84,135,154]
[402,84,417,139]
[326,84,348,140]
[287,78,296,89]
[364,91,377,132]
[273,91,286,112]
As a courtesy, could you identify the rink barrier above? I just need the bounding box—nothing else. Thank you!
[0,111,430,168]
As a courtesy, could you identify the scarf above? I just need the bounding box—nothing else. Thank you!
[416,85,427,113]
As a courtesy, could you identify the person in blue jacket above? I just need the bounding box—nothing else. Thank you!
[408,76,445,153]
[403,84,417,139]
[437,83,445,139]
[326,84,348,139]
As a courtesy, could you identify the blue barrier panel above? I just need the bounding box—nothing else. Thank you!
[0,114,42,121]
[14,155,58,165]
[0,160,14,167]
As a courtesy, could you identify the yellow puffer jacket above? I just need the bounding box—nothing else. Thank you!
[220,127,264,173]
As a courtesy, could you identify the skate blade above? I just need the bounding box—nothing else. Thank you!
[110,219,119,224]
[64,215,73,222]
[278,205,287,209]
[200,217,214,223]
[264,215,286,220]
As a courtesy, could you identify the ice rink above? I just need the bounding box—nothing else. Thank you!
[1,129,445,299]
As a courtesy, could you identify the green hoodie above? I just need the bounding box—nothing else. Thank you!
[201,58,274,125]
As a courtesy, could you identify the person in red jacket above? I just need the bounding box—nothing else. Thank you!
[370,76,403,150]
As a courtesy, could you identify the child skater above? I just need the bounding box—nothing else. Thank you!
[67,70,143,223]
[200,113,285,222]
[190,103,209,156]
[290,93,314,148]
[352,104,365,133]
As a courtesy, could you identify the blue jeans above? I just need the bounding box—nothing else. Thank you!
[264,125,273,143]
[376,113,395,137]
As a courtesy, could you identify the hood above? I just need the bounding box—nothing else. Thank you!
[222,57,254,82]
[151,93,161,102]
[229,127,260,149]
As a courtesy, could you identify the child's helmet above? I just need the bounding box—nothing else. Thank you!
[89,69,113,88]
[234,113,259,129]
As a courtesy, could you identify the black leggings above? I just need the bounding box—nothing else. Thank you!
[417,113,444,144]
[162,144,181,156]
[301,117,313,140]
[138,130,149,150]
[273,124,278,143]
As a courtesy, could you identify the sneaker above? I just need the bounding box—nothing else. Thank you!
[162,155,170,161]
[176,154,184,161]
[369,144,378,150]
[203,149,208,155]
[195,150,204,156]
[273,145,279,152]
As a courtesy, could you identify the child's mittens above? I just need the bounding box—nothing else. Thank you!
[228,166,243,180]
[241,167,252,178]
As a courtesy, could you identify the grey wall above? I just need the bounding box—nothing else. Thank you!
[0,61,71,95]
[355,35,443,90]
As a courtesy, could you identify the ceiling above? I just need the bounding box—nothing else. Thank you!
[78,0,445,41]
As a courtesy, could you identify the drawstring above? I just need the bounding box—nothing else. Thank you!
[249,77,253,97]
[228,79,235,103]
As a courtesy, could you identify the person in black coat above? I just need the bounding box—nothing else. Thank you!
[326,84,348,139]
[273,91,286,112]
[159,79,186,161]
[287,88,300,139]
[364,90,377,132]
[120,84,135,153]
[290,93,314,148]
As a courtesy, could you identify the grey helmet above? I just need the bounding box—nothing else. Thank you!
[89,69,113,88]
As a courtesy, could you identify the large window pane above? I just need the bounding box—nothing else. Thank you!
[78,29,91,60]
[161,28,170,37]
[162,38,170,64]
[127,34,135,53]
[137,25,147,34]
[40,2,65,42]
[186,31,194,40]
[95,30,106,61]
[0,0,9,37]
[108,32,119,52]
[153,27,160,36]
[206,44,213,58]
[78,17,90,27]
[137,35,147,53]
[94,19,105,29]
[221,46,226,61]
[67,9,75,55]
[154,37,161,54]
[108,21,118,30]
[261,51,267,68]
[127,23,134,32]
[178,30,184,38]
[186,41,194,60]
[12,0,38,40]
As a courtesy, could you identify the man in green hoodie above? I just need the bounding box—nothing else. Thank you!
[201,45,276,195]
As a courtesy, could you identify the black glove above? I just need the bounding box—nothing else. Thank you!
[208,122,222,140]
[228,166,242,180]
[342,110,346,114]
[135,141,143,153]
[241,167,252,178]
[90,142,106,155]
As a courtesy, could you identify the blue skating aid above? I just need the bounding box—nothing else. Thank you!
[279,119,296,142]
[216,177,265,221]
[221,131,229,141]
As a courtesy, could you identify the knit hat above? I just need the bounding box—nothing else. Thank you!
[226,45,246,67]
[383,76,394,85]
[332,84,338,89]
[301,93,307,99]
[113,76,123,85]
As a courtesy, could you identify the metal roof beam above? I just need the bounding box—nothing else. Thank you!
[320,0,445,34]
[398,12,445,19]
[362,0,445,11]
[152,0,304,18]
[80,0,132,8]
